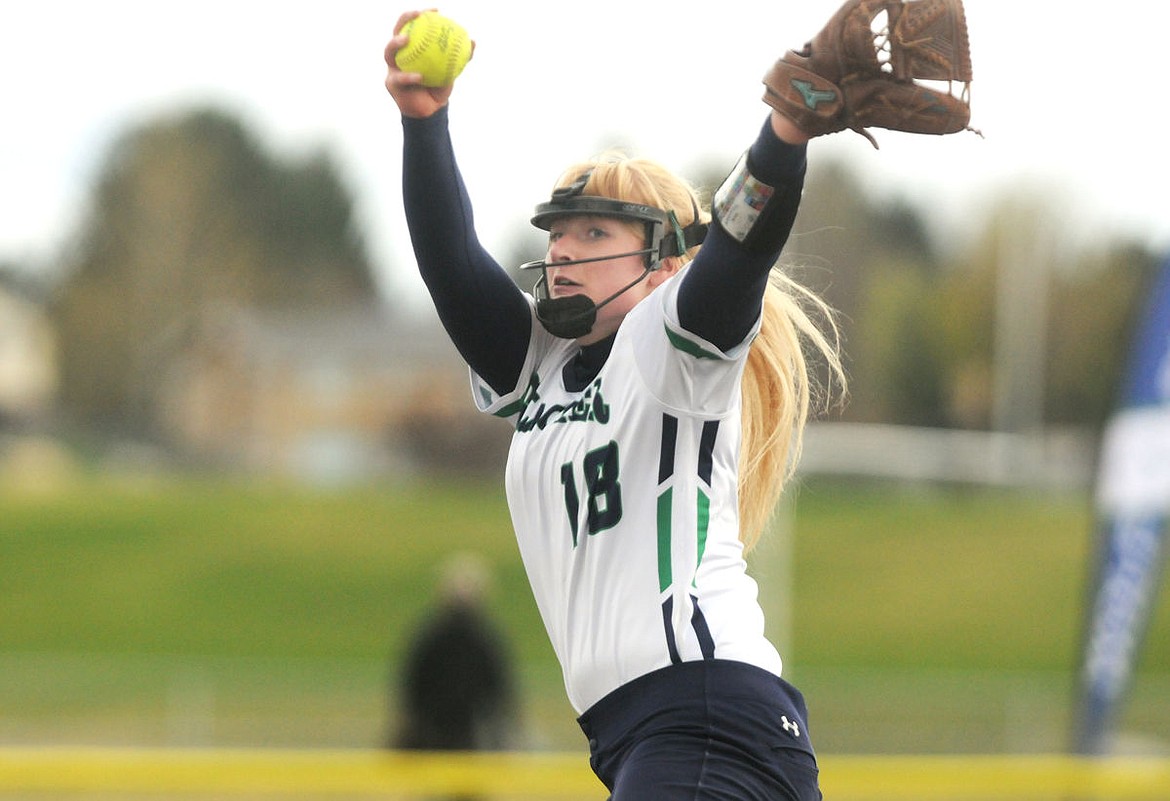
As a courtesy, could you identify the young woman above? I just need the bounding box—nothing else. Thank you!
[384,10,852,800]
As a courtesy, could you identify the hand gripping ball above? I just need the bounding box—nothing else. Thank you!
[395,11,472,88]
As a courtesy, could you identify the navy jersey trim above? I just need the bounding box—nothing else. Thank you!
[658,414,678,484]
[698,420,719,485]
[690,595,716,660]
[662,596,683,665]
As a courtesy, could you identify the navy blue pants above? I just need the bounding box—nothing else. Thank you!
[577,660,822,800]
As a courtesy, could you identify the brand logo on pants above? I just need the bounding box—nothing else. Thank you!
[780,715,801,739]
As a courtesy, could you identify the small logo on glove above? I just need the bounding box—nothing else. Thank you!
[792,79,837,111]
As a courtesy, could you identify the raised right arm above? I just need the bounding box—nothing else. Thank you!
[387,12,531,396]
[400,109,531,395]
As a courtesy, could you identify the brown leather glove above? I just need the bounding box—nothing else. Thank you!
[763,0,977,148]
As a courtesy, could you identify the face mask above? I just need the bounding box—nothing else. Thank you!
[519,170,707,338]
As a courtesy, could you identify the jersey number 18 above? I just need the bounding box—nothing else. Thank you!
[559,441,623,547]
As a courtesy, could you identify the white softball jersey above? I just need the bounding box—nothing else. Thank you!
[471,274,784,714]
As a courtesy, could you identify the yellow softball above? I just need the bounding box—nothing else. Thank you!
[395,11,472,88]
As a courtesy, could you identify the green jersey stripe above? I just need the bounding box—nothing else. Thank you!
[665,324,723,360]
[694,489,710,587]
[657,488,674,593]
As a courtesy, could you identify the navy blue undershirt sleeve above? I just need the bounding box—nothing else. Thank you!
[401,107,531,396]
[676,117,807,352]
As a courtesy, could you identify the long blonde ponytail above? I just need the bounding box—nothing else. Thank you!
[738,270,846,551]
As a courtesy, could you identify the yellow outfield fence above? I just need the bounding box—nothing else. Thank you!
[0,748,1168,799]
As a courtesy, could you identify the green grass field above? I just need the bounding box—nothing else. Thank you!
[1,475,1167,754]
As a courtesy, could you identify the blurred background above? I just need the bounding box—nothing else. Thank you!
[1,0,1168,783]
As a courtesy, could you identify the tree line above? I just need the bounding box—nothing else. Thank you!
[3,104,1158,453]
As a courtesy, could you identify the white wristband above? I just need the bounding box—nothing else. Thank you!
[712,153,776,244]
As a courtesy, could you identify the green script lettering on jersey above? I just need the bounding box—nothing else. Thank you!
[517,375,611,433]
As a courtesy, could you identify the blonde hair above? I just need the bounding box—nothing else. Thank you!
[551,152,707,246]
[738,275,845,550]
[552,153,846,551]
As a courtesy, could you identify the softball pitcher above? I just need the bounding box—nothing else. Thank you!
[384,1,974,797]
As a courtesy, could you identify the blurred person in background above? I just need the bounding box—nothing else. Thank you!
[391,551,516,753]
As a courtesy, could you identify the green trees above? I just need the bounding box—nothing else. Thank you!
[786,161,1158,431]
[43,103,1159,446]
[50,107,377,438]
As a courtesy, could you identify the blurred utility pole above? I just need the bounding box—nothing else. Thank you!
[992,218,1051,479]
[757,492,795,667]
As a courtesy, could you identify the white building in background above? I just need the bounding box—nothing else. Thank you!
[0,285,56,424]
[155,304,507,483]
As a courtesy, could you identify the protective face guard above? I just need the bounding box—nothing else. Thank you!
[519,171,707,339]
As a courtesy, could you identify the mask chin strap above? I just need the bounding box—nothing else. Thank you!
[532,263,657,339]
[520,170,708,339]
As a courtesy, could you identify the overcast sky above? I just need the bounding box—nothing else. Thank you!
[4,1,1168,308]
